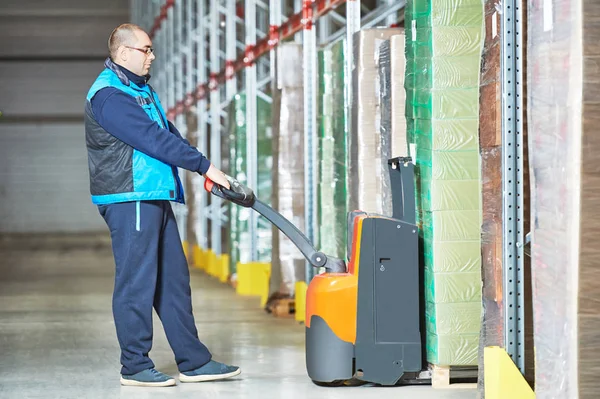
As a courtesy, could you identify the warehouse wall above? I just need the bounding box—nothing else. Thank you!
[0,0,129,233]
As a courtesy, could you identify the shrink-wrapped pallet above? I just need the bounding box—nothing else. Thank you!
[528,0,600,397]
[349,28,401,216]
[318,39,348,260]
[391,35,408,158]
[268,43,305,300]
[227,94,272,272]
[379,40,393,215]
[227,96,247,272]
[378,33,408,217]
[406,0,484,366]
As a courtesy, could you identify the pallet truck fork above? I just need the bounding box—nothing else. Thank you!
[205,157,428,387]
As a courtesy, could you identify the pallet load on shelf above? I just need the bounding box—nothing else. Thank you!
[349,28,401,217]
[266,43,306,308]
[226,97,244,278]
[226,93,273,275]
[405,0,484,367]
[317,38,348,261]
[379,33,408,159]
[528,0,600,397]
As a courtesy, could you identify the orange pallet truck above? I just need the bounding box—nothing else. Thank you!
[205,157,424,386]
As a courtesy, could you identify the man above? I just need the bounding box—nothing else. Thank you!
[84,23,239,387]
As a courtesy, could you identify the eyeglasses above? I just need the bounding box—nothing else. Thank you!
[125,46,154,56]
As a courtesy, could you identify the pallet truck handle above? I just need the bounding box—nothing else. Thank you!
[388,157,416,225]
[205,177,345,273]
[204,175,255,208]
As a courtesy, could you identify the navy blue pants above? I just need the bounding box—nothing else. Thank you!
[98,200,212,375]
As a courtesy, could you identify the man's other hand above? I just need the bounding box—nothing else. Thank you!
[204,164,231,190]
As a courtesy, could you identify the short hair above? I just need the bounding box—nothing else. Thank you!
[108,24,144,60]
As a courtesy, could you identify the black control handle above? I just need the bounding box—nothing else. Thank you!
[204,176,255,208]
[388,157,416,225]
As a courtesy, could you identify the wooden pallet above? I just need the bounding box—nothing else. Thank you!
[270,298,295,318]
[430,364,478,389]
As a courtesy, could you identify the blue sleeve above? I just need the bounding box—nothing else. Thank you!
[90,87,211,175]
[167,120,191,146]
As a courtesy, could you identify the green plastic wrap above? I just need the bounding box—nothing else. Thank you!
[227,93,272,271]
[427,332,479,366]
[412,27,482,58]
[421,210,481,242]
[414,119,479,151]
[425,266,482,303]
[256,99,273,262]
[407,56,481,90]
[423,239,481,273]
[419,179,481,211]
[317,39,348,260]
[417,150,480,181]
[426,301,481,334]
[412,0,483,13]
[430,5,485,26]
[407,0,484,367]
[411,9,483,29]
[412,88,480,120]
[227,96,246,274]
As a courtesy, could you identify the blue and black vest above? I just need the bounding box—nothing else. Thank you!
[84,60,184,205]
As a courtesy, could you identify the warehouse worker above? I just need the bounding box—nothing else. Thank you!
[84,23,239,387]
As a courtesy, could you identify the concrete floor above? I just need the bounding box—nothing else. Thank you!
[0,235,478,399]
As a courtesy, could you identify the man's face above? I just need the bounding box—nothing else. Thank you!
[120,30,155,76]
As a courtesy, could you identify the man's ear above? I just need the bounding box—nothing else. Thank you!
[118,46,128,62]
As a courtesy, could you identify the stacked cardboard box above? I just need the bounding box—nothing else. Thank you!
[391,35,408,158]
[406,0,484,366]
[528,0,600,397]
[349,28,401,217]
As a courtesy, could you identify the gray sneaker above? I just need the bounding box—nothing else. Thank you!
[120,368,176,387]
[179,360,241,383]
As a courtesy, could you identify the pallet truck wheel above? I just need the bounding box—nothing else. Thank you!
[311,379,346,387]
